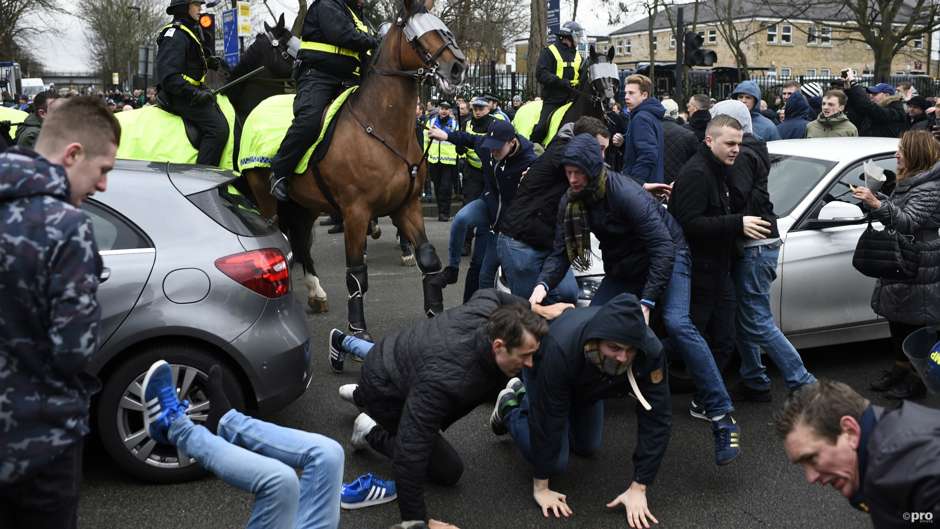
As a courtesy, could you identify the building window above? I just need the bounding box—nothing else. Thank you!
[708,28,718,43]
[670,33,676,49]
[913,36,924,49]
[616,44,624,56]
[806,68,817,77]
[810,25,832,46]
[820,68,831,77]
[781,25,792,44]
[652,36,658,52]
[780,66,791,78]
[820,26,831,45]
[767,24,777,44]
[625,39,632,54]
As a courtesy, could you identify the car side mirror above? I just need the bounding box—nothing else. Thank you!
[803,200,866,229]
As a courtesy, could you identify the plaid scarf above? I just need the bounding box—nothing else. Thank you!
[564,166,607,271]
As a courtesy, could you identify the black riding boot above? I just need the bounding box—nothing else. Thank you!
[346,264,371,340]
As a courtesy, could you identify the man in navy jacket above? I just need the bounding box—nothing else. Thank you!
[622,74,665,184]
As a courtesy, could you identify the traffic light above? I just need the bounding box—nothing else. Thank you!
[199,13,216,51]
[684,32,717,67]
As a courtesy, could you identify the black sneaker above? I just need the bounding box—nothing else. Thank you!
[885,371,927,400]
[870,364,909,392]
[427,266,458,290]
[712,415,741,466]
[506,377,526,400]
[329,328,347,373]
[489,387,520,435]
[689,400,709,422]
[730,381,772,403]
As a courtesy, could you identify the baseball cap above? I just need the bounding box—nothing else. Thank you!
[470,96,489,107]
[480,119,516,150]
[866,83,896,96]
[438,101,452,109]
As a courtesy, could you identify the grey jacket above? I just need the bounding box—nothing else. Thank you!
[870,161,940,325]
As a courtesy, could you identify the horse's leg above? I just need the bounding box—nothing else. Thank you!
[392,198,444,317]
[301,208,329,313]
[342,206,373,339]
[243,168,278,219]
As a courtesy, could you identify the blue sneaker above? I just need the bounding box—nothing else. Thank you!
[142,360,190,445]
[712,415,741,466]
[340,473,397,510]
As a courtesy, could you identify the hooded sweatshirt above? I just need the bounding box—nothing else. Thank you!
[806,111,859,138]
[776,92,814,139]
[527,292,671,483]
[730,81,781,142]
[710,99,753,134]
[623,97,666,184]
[0,147,102,484]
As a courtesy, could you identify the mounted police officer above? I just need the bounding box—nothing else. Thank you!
[156,0,229,166]
[268,0,379,201]
[531,21,584,146]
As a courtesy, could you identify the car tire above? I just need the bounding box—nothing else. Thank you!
[96,344,246,484]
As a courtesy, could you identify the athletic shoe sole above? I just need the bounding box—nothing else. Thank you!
[489,387,517,436]
[142,360,171,439]
[338,383,358,405]
[341,489,397,510]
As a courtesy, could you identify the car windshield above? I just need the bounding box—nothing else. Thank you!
[767,155,837,216]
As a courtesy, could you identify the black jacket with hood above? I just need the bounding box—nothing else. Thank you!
[845,85,908,138]
[726,133,780,240]
[527,293,671,483]
[500,123,575,250]
[357,289,527,522]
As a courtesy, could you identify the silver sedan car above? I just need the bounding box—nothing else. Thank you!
[85,161,313,483]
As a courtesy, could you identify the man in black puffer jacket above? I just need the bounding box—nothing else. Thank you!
[335,289,566,529]
[497,117,611,303]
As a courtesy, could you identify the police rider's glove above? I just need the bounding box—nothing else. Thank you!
[206,56,222,70]
[192,88,214,105]
[0,120,11,137]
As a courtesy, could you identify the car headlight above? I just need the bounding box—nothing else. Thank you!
[576,276,603,301]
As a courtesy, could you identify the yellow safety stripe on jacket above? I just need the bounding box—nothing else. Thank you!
[544,102,573,147]
[548,44,581,87]
[300,6,371,75]
[424,122,458,165]
[161,23,207,86]
[462,113,506,169]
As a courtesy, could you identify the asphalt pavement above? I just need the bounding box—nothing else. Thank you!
[78,217,940,529]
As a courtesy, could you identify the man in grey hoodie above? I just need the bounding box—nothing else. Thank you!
[730,81,781,142]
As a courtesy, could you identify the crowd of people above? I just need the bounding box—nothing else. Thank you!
[1,1,939,528]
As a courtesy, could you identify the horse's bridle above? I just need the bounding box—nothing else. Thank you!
[263,30,300,63]
[372,7,465,85]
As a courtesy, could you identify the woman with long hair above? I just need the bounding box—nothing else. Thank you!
[853,130,940,399]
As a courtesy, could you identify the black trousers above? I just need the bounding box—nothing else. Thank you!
[429,162,456,217]
[461,165,484,204]
[889,320,921,364]
[531,99,566,145]
[165,95,229,166]
[353,388,464,486]
[0,441,82,529]
[272,67,345,178]
[690,270,737,372]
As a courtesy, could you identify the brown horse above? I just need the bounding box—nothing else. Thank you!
[244,0,465,337]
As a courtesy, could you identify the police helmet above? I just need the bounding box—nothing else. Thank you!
[556,21,584,39]
[167,0,204,15]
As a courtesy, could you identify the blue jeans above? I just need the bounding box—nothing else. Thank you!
[496,234,578,304]
[447,199,489,268]
[478,229,500,291]
[341,334,374,360]
[505,369,604,475]
[734,243,816,391]
[662,249,733,418]
[169,410,344,529]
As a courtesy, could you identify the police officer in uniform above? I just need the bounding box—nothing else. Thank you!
[269,0,379,201]
[425,101,458,221]
[156,0,229,166]
[531,21,584,146]
[461,96,504,204]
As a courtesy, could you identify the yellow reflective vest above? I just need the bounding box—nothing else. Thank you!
[300,6,371,77]
[424,116,458,166]
[462,113,506,169]
[548,44,581,87]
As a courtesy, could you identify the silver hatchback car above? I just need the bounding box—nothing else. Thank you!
[84,161,312,483]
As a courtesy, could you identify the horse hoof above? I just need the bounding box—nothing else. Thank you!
[369,221,382,240]
[400,254,416,267]
[308,298,329,313]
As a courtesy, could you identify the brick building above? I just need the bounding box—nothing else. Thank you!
[608,0,931,78]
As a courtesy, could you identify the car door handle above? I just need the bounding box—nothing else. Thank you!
[99,267,111,283]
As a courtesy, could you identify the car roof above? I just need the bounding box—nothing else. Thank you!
[113,160,235,195]
[767,137,899,161]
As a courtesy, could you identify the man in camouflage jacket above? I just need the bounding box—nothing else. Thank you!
[0,96,119,529]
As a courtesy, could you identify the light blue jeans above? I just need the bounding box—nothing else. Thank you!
[169,410,344,529]
[341,334,374,360]
[733,243,817,391]
[447,198,489,268]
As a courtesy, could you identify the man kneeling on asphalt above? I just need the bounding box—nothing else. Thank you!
[777,380,940,528]
[489,292,671,529]
[330,289,570,529]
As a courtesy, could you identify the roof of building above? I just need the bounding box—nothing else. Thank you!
[610,0,915,36]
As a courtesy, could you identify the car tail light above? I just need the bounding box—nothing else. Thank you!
[215,249,290,298]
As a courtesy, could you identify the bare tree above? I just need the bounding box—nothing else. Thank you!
[0,0,65,70]
[76,0,164,88]
[527,0,548,97]
[439,0,526,63]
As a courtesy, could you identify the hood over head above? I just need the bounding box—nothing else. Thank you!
[0,148,70,203]
[578,293,663,377]
[731,80,762,110]
[709,99,753,134]
[561,133,604,179]
[784,91,814,121]
[555,122,576,142]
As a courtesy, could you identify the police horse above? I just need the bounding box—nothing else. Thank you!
[242,0,466,338]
